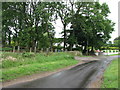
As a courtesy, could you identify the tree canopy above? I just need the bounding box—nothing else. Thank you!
[2,1,115,53]
[114,36,120,49]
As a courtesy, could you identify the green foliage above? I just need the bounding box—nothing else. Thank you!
[53,46,63,50]
[1,52,78,81]
[101,47,119,50]
[2,2,115,53]
[2,2,56,50]
[2,52,75,69]
[66,2,115,53]
[114,36,120,50]
[0,47,12,51]
[22,52,35,57]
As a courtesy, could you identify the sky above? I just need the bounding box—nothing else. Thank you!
[100,0,119,42]
[54,0,119,43]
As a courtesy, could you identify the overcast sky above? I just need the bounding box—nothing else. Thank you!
[100,0,119,42]
[54,0,119,42]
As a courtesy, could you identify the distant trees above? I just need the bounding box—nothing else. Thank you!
[114,36,120,50]
[100,37,120,51]
[2,1,115,53]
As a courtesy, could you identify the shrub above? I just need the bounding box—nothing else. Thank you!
[67,51,82,56]
[22,52,35,57]
[0,47,12,51]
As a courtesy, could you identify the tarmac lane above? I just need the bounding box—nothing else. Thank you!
[3,56,117,88]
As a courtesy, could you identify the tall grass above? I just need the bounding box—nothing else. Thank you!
[1,52,78,81]
[2,52,74,68]
[101,58,118,88]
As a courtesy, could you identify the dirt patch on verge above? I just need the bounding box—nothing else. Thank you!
[87,73,104,88]
[86,56,115,88]
[1,56,17,61]
[74,56,100,61]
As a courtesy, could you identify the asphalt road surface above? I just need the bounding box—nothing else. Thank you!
[3,56,118,88]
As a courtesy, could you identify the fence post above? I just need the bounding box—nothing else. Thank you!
[18,46,20,52]
[51,48,53,52]
[41,48,43,53]
[30,48,32,53]
[55,49,57,52]
[46,48,49,55]
[13,46,15,53]
[65,49,67,52]
[34,47,37,53]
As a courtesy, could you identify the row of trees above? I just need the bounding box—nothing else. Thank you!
[2,1,115,54]
[114,36,120,48]
[100,36,120,51]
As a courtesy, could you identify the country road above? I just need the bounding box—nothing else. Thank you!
[3,55,118,88]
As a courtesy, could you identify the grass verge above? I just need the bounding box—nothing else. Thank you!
[101,58,119,88]
[1,52,78,82]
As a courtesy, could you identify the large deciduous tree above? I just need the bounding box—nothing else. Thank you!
[2,1,115,54]
[67,2,115,54]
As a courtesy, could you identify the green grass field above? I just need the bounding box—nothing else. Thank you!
[101,58,119,88]
[1,52,78,82]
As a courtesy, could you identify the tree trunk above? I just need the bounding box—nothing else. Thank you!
[30,47,32,53]
[8,30,11,46]
[17,46,20,52]
[13,46,15,53]
[70,44,73,51]
[83,45,87,54]
[63,24,67,51]
[91,46,94,52]
[46,20,53,52]
[34,46,37,53]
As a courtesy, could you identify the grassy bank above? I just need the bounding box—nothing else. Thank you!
[1,52,78,82]
[101,58,119,88]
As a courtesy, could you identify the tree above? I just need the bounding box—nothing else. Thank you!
[2,2,57,52]
[2,1,115,54]
[56,1,71,51]
[114,36,120,50]
[67,2,115,54]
